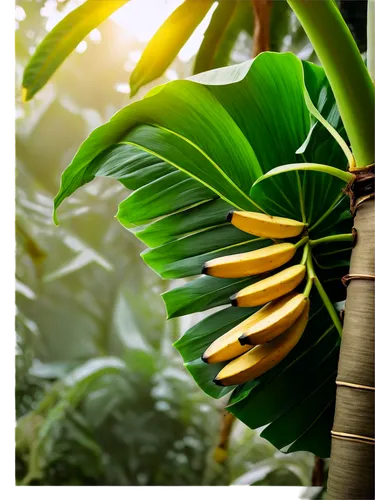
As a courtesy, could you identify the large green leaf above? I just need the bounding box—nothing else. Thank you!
[163,275,258,319]
[188,54,312,174]
[129,0,215,96]
[53,52,352,456]
[22,0,128,101]
[134,198,230,247]
[54,52,341,221]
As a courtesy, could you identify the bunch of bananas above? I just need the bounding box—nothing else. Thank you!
[201,211,310,386]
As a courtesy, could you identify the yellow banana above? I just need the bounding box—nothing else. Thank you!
[239,293,307,345]
[228,210,305,239]
[202,243,296,278]
[231,264,306,307]
[202,320,253,364]
[203,305,278,364]
[214,300,310,386]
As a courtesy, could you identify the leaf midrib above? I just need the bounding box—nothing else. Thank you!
[153,124,264,210]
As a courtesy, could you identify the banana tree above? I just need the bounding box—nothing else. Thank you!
[23,0,374,496]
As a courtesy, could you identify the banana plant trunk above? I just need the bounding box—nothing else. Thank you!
[285,2,374,498]
[327,194,375,500]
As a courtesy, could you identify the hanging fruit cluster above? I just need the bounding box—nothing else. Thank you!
[201,211,311,386]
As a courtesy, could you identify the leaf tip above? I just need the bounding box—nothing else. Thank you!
[129,72,140,98]
[52,210,59,227]
[52,199,60,226]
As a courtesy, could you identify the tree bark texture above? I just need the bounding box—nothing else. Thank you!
[327,197,375,500]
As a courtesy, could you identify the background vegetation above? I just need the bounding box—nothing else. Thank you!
[15,0,367,489]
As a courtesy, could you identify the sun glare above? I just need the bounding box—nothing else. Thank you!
[111,0,218,61]
[38,0,218,64]
[111,0,183,42]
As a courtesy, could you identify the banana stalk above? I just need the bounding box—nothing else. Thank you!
[285,2,374,498]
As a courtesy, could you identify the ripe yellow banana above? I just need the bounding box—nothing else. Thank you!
[202,243,296,278]
[227,210,305,239]
[239,293,307,345]
[214,300,310,386]
[202,303,283,364]
[231,264,306,307]
[202,318,255,364]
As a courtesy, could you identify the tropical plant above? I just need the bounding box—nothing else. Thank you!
[21,0,374,497]
[16,350,222,486]
[16,4,319,487]
[19,0,370,104]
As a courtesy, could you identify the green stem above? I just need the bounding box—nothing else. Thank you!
[296,171,306,223]
[306,248,342,336]
[295,235,309,250]
[310,233,353,248]
[303,276,313,297]
[287,0,375,168]
[300,241,309,265]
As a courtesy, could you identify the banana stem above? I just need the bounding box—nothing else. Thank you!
[306,247,343,336]
[303,276,313,297]
[310,233,353,248]
[300,241,310,265]
[295,236,309,250]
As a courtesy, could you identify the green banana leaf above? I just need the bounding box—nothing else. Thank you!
[53,52,352,457]
[22,0,315,102]
[193,0,240,74]
[22,0,129,101]
[129,0,215,96]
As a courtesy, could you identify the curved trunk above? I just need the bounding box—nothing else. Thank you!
[327,197,375,499]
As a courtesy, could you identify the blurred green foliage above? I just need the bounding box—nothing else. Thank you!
[16,0,316,486]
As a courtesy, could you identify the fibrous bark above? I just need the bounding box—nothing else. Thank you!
[327,196,375,500]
